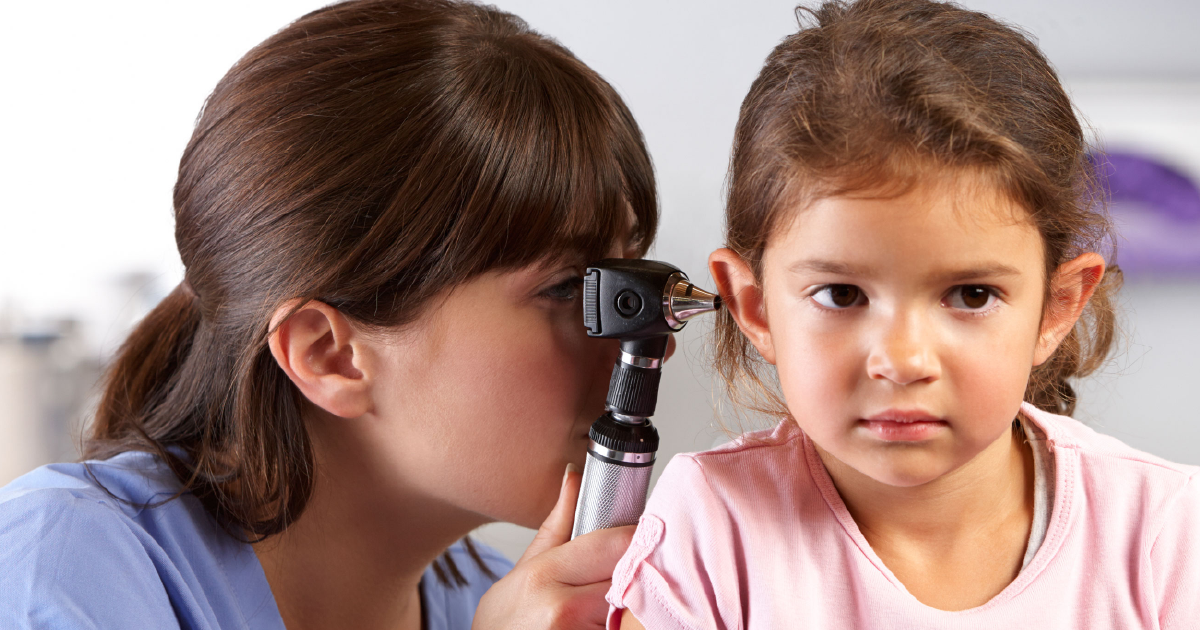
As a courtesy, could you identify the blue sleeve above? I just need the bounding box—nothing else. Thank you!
[0,489,181,629]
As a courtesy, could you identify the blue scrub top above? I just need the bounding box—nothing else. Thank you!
[0,451,512,629]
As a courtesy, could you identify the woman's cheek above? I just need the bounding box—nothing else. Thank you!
[469,319,588,523]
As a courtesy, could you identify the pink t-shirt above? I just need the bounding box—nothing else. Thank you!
[606,403,1199,629]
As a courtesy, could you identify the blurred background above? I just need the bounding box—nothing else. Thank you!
[1,0,1197,561]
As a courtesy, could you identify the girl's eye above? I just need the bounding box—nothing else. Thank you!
[541,277,583,301]
[943,285,997,311]
[811,284,865,309]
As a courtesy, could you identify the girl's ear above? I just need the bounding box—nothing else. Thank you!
[709,248,776,364]
[1033,252,1107,366]
[268,300,374,418]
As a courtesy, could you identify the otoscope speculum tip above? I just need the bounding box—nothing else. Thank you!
[663,275,722,330]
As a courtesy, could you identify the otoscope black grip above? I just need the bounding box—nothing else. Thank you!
[606,362,662,418]
[589,410,660,454]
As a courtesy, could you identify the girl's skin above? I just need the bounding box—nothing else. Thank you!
[622,171,1104,627]
[259,246,666,630]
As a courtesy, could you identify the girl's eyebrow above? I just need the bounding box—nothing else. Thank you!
[787,259,1022,282]
[937,263,1022,283]
[787,259,872,277]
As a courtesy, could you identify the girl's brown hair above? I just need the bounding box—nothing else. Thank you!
[84,0,656,585]
[716,0,1120,422]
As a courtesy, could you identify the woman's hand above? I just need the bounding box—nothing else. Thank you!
[473,465,635,629]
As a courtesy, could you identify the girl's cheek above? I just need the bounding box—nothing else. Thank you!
[774,314,859,409]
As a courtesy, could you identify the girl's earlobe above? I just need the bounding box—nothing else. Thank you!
[268,300,374,418]
[709,248,776,364]
[1033,252,1107,366]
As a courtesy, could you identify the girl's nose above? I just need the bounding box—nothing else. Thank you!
[866,316,941,385]
[664,334,677,363]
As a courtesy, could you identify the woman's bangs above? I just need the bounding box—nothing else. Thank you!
[457,43,657,272]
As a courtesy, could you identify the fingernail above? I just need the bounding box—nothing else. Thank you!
[566,462,581,475]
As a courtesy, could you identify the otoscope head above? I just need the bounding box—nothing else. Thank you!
[582,259,722,341]
[580,259,724,423]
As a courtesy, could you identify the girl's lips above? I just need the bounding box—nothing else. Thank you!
[859,410,947,442]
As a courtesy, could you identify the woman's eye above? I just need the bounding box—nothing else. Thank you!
[541,277,583,301]
[944,285,997,311]
[811,284,865,309]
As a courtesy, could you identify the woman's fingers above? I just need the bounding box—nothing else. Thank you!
[533,524,636,586]
[474,464,637,629]
[553,580,614,630]
[473,524,633,630]
[520,463,582,564]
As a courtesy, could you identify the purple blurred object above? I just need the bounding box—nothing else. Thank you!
[1089,150,1200,276]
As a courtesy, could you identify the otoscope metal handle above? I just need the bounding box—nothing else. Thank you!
[572,415,657,539]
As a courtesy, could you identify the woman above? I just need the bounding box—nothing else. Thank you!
[0,1,657,628]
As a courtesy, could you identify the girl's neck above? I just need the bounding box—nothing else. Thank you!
[816,422,1035,610]
[254,419,488,630]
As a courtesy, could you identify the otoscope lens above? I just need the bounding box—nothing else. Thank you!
[615,290,642,317]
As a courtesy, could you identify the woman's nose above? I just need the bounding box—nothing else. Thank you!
[598,337,623,369]
[866,314,941,385]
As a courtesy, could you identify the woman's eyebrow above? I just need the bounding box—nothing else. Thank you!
[537,250,588,273]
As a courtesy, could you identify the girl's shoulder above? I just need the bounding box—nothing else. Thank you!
[647,420,816,514]
[1022,402,1198,485]
[647,421,808,512]
[1024,403,1198,549]
[605,422,840,629]
[1024,400,1199,517]
[1023,403,1200,626]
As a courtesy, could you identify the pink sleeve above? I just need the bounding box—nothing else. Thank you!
[605,455,743,630]
[1150,471,1200,630]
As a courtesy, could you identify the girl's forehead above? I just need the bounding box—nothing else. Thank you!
[767,176,1044,278]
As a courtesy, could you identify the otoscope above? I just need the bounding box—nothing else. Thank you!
[571,259,722,539]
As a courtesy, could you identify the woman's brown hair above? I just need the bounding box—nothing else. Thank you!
[84,0,656,585]
[716,0,1120,423]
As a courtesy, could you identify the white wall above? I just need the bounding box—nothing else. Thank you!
[1,1,1197,561]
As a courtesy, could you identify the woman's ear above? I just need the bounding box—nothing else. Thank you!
[709,248,776,364]
[1033,252,1107,366]
[268,300,373,418]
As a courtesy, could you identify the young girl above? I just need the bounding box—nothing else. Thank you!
[611,0,1198,628]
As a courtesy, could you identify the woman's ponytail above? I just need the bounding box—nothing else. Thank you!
[89,282,202,450]
[87,275,316,539]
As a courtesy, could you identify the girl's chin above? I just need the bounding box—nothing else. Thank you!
[835,446,959,488]
[864,455,964,488]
